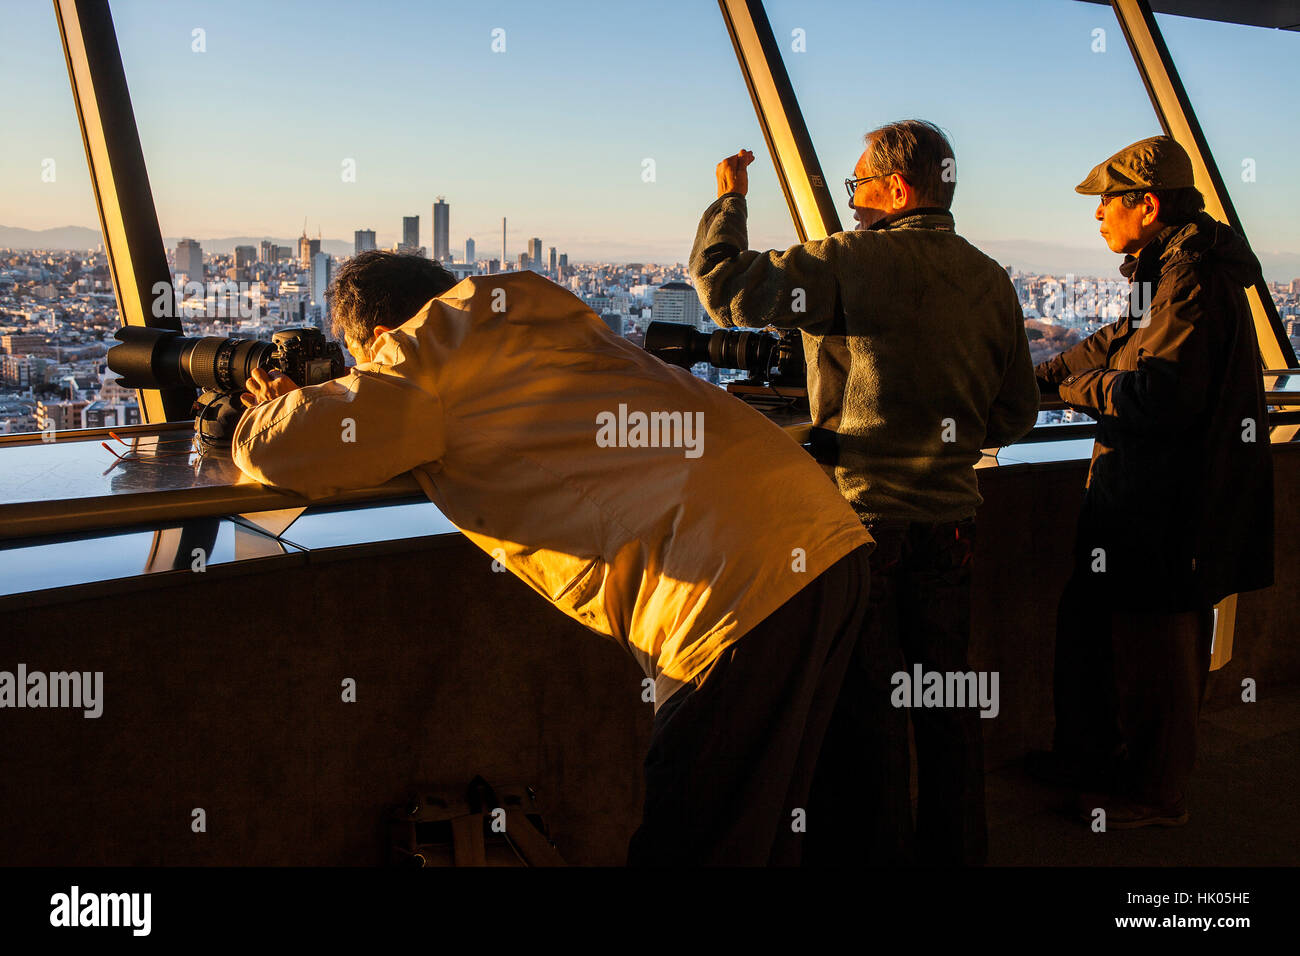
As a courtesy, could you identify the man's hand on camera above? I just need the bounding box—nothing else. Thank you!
[716,149,755,198]
[240,368,300,409]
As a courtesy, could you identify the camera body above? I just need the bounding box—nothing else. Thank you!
[107,325,345,447]
[268,328,345,390]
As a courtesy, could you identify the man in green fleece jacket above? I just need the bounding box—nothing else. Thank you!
[689,119,1039,864]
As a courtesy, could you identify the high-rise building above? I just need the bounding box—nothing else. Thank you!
[310,252,333,321]
[519,252,531,271]
[234,245,257,271]
[558,253,568,272]
[258,240,277,264]
[36,399,89,432]
[1,354,33,388]
[175,238,203,284]
[465,238,475,265]
[486,258,500,274]
[652,281,703,329]
[81,398,140,429]
[354,229,376,256]
[433,199,450,263]
[501,218,507,263]
[1,334,48,356]
[548,246,557,276]
[297,231,314,269]
[528,238,543,268]
[402,216,420,253]
[279,289,306,325]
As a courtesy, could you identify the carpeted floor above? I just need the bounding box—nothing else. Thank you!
[985,683,1300,865]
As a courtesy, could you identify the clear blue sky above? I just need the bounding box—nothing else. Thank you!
[2,0,1297,271]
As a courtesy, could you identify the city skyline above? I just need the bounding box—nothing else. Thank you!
[5,236,1300,436]
[3,0,1299,277]
[4,218,1300,285]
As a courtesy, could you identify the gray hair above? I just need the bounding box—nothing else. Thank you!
[864,119,956,209]
[1118,186,1205,226]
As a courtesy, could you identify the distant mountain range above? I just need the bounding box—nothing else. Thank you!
[163,235,357,258]
[0,225,355,259]
[0,225,103,251]
[971,236,1300,285]
[3,224,1299,284]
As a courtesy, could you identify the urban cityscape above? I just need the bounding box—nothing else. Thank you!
[3,198,1299,435]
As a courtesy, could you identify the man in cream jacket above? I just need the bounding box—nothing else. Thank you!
[233,251,874,865]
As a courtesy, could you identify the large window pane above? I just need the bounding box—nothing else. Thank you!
[110,0,795,355]
[762,0,1256,425]
[1157,12,1300,358]
[0,5,134,435]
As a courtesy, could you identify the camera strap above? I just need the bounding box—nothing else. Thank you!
[807,426,839,467]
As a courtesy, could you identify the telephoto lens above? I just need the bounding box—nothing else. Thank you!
[643,321,778,377]
[107,326,345,448]
[108,326,274,393]
[642,321,714,370]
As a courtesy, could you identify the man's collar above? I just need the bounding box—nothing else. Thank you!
[1119,221,1182,279]
[866,206,955,232]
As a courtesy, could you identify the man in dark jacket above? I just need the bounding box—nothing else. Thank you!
[1034,136,1274,827]
[690,120,1039,864]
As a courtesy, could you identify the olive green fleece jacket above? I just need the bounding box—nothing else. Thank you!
[690,193,1039,523]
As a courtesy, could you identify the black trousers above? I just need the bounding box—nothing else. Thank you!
[626,543,873,866]
[1053,568,1215,808]
[855,517,986,866]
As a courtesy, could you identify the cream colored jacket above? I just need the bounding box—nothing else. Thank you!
[232,272,871,705]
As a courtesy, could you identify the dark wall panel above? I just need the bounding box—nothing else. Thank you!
[2,537,653,865]
[3,445,1296,863]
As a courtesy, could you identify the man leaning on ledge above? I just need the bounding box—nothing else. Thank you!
[231,252,877,865]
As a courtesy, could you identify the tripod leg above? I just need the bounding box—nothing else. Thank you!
[451,813,486,866]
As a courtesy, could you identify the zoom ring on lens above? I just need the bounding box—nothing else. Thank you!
[186,336,228,392]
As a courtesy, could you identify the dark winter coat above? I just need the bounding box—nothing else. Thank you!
[1036,212,1274,609]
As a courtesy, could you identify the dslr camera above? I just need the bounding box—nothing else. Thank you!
[107,326,345,446]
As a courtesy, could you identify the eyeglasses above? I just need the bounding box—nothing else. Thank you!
[845,172,894,199]
[1100,191,1146,207]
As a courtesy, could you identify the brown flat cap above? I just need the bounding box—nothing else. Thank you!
[1075,135,1195,195]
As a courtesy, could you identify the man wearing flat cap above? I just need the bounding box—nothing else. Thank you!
[1031,135,1274,827]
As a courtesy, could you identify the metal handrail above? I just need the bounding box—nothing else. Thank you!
[0,419,194,446]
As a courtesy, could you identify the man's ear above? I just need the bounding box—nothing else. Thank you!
[889,173,912,210]
[368,325,393,356]
[1142,193,1162,227]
